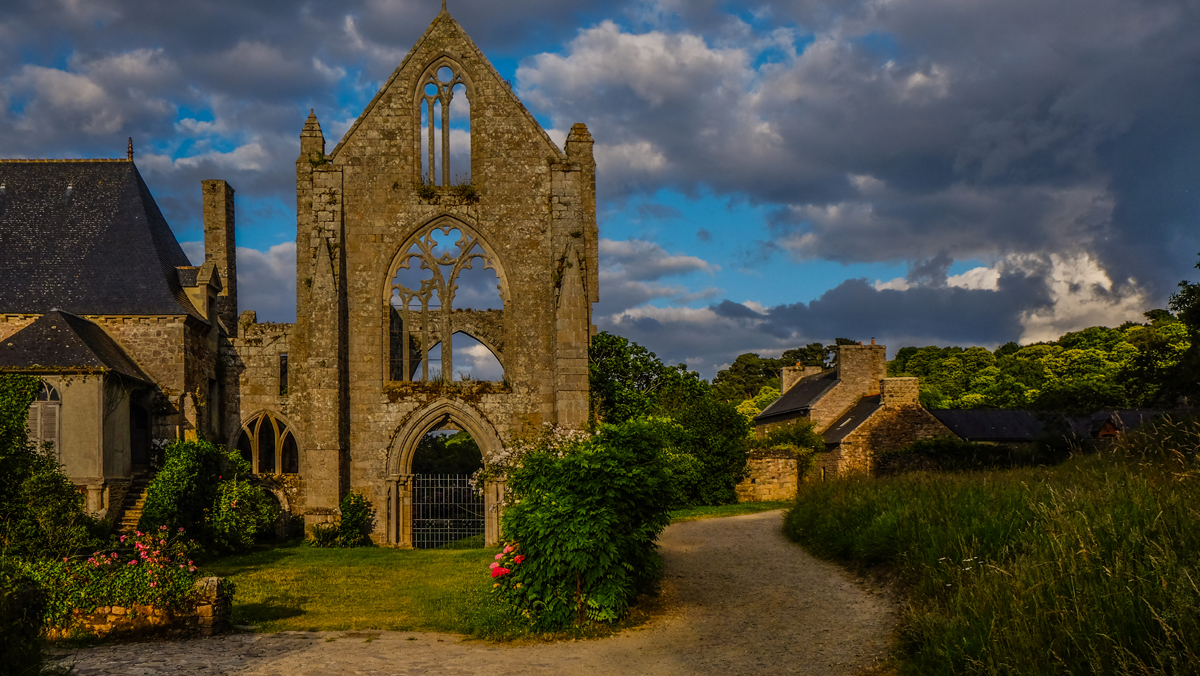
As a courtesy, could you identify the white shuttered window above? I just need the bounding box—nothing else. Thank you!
[27,380,61,455]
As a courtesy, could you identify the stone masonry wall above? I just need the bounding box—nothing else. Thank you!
[275,10,597,545]
[830,404,953,474]
[46,577,230,641]
[736,452,800,502]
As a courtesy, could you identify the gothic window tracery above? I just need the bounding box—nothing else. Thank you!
[389,225,503,382]
[419,62,470,186]
[237,412,299,474]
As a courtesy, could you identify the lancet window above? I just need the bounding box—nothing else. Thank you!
[389,225,503,382]
[236,412,299,474]
[419,62,470,186]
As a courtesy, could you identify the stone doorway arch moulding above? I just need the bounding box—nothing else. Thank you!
[384,397,503,547]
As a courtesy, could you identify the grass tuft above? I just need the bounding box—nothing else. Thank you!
[669,500,792,523]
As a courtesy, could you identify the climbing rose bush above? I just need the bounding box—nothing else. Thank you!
[489,418,677,630]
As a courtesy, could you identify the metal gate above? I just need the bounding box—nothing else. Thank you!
[412,474,485,549]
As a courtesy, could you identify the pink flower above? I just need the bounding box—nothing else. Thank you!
[128,560,137,565]
[503,545,514,554]
[63,557,68,562]
[514,555,525,564]
[178,527,184,532]
[489,562,499,569]
[150,582,157,587]
[494,553,503,560]
[119,535,127,543]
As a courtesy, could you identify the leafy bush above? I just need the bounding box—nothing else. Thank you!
[668,394,751,505]
[306,492,376,548]
[19,527,206,629]
[490,419,676,630]
[139,439,277,554]
[784,416,1200,675]
[0,374,99,560]
[875,435,1073,475]
[1,559,52,675]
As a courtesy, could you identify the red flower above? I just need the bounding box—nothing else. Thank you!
[513,555,524,564]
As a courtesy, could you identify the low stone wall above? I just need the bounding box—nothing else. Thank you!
[46,577,229,640]
[736,451,799,502]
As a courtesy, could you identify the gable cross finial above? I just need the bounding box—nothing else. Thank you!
[442,0,447,12]
[127,137,134,161]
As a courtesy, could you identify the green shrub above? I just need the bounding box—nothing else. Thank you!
[20,527,206,629]
[336,492,375,547]
[306,492,376,548]
[669,395,750,505]
[0,374,99,561]
[490,419,676,630]
[209,478,280,553]
[1,559,50,675]
[307,522,339,548]
[875,435,1073,475]
[784,416,1200,675]
[139,439,277,554]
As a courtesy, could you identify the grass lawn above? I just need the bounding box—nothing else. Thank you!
[204,501,785,637]
[203,542,511,636]
[669,500,791,522]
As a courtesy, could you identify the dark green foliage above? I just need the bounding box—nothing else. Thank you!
[712,342,845,403]
[492,419,676,630]
[0,374,98,561]
[139,439,277,554]
[412,431,482,474]
[589,332,749,506]
[748,418,824,454]
[306,492,376,548]
[669,392,751,505]
[0,560,51,676]
[875,436,1072,474]
[588,331,703,425]
[784,417,1200,675]
[336,492,375,547]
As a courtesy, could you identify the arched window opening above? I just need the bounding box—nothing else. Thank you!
[389,224,503,382]
[452,333,503,382]
[237,412,298,475]
[411,419,484,549]
[420,62,470,186]
[27,380,61,455]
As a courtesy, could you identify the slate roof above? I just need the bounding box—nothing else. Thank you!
[823,395,882,445]
[929,409,1047,442]
[0,159,200,318]
[755,369,838,423]
[0,310,151,382]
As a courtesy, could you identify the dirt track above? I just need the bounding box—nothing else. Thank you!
[57,510,897,675]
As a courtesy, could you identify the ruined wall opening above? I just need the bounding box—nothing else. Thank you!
[419,62,471,186]
[410,419,484,549]
[388,222,505,383]
[237,412,299,474]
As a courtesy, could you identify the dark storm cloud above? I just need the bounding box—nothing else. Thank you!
[604,268,1054,378]
[519,0,1200,303]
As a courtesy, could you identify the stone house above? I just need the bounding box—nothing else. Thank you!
[1,7,595,546]
[0,156,233,517]
[753,343,951,478]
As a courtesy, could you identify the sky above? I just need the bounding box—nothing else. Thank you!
[2,0,1198,378]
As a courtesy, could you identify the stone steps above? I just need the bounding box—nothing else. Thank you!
[115,473,154,536]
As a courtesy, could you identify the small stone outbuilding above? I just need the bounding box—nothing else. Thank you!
[753,343,951,479]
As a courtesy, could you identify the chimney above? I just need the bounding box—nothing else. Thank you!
[880,377,921,407]
[835,343,887,397]
[202,180,237,336]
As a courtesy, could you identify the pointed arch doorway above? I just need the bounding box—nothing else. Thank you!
[385,398,503,548]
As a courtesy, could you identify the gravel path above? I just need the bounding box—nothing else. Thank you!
[55,510,897,675]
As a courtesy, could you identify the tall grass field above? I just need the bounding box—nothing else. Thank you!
[785,417,1200,675]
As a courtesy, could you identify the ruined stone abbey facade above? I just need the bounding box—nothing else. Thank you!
[0,8,597,546]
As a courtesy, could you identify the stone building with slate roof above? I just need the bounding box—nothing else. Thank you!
[0,155,235,517]
[753,343,951,478]
[2,7,597,546]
